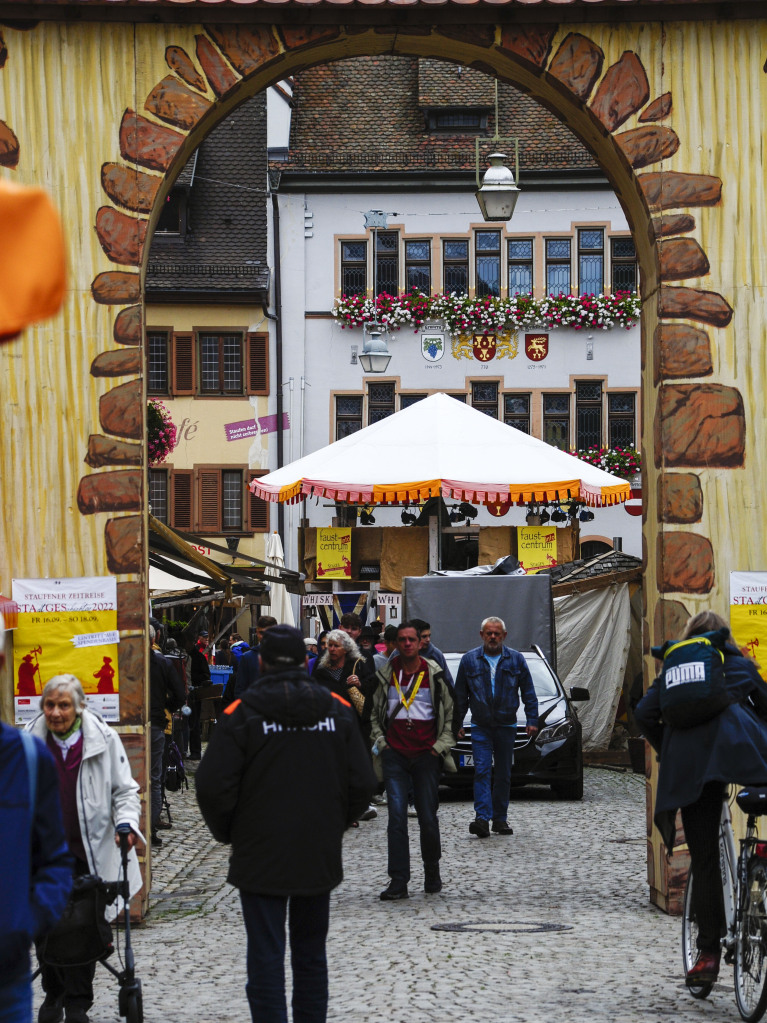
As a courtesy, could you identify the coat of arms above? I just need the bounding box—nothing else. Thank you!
[486,501,511,517]
[421,331,445,362]
[452,331,519,361]
[525,333,549,361]
[473,334,496,362]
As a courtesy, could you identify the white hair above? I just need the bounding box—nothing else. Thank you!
[318,629,361,667]
[41,674,86,712]
[480,616,507,633]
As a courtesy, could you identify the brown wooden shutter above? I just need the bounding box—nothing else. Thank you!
[248,471,270,533]
[198,469,222,532]
[245,332,269,395]
[172,332,196,395]
[170,470,194,530]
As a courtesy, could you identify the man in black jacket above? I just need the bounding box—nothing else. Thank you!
[196,625,375,1023]
[149,625,185,846]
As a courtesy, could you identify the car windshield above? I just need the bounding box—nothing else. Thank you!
[445,652,561,700]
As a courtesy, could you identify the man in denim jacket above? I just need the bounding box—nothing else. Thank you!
[454,617,538,838]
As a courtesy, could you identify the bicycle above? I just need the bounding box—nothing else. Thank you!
[682,785,767,1021]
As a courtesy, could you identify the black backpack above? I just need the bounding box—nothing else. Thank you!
[164,739,188,792]
[651,628,730,728]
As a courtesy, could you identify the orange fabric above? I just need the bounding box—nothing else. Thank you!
[0,180,67,341]
[331,692,351,708]
[224,698,242,715]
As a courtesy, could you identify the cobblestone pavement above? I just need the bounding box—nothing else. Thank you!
[34,763,737,1023]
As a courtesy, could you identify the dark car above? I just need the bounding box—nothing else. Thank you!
[444,646,590,800]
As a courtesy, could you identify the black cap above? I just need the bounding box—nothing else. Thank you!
[260,625,307,667]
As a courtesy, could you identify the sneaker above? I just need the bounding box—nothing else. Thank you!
[370,793,386,805]
[686,950,720,986]
[469,817,490,838]
[492,820,514,835]
[38,997,63,1023]
[407,806,418,818]
[380,880,409,901]
[358,806,377,821]
[424,863,442,893]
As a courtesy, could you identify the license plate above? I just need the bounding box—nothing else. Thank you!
[459,754,494,767]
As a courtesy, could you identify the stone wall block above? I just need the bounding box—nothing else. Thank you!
[0,119,19,167]
[91,349,141,378]
[99,379,142,439]
[548,33,604,102]
[657,533,715,594]
[86,435,142,468]
[196,35,239,97]
[497,25,556,68]
[203,25,282,75]
[117,637,145,724]
[616,125,679,169]
[95,207,147,267]
[654,598,691,645]
[91,272,140,305]
[659,286,733,327]
[165,45,207,92]
[117,582,144,632]
[114,305,142,346]
[119,109,185,173]
[638,171,722,211]
[655,383,745,468]
[590,51,649,132]
[640,92,672,122]
[653,323,712,383]
[105,516,142,574]
[102,163,161,215]
[658,473,703,523]
[659,237,710,281]
[77,470,142,515]
[144,75,212,131]
[652,213,696,238]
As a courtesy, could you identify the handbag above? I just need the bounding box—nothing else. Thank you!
[346,659,367,716]
[37,874,114,966]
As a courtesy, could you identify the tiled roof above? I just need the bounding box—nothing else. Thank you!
[280,57,597,176]
[542,550,642,585]
[147,95,270,297]
[24,0,761,8]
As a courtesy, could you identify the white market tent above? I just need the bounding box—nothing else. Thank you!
[251,392,629,508]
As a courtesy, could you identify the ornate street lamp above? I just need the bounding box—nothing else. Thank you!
[359,324,392,374]
[475,149,521,222]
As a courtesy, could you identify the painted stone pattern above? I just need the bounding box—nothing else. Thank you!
[1,15,766,916]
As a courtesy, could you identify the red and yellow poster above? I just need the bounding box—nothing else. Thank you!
[730,572,767,681]
[316,528,352,579]
[12,576,120,724]
[517,527,558,574]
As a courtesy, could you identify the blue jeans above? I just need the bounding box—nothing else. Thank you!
[472,725,516,823]
[0,972,31,1023]
[239,891,330,1023]
[381,747,441,882]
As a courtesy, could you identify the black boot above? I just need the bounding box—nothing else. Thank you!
[424,863,442,893]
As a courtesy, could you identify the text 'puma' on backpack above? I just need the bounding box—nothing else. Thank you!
[652,628,730,728]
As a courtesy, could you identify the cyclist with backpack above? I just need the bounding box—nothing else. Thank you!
[635,610,767,988]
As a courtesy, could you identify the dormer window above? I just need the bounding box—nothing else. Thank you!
[425,109,489,133]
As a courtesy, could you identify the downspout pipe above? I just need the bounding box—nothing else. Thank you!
[271,190,285,543]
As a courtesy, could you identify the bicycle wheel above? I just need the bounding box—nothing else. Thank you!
[682,868,714,999]
[735,860,767,1022]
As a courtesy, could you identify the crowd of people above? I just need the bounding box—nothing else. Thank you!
[5,602,767,1023]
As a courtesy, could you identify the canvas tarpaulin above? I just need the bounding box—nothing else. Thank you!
[553,583,632,751]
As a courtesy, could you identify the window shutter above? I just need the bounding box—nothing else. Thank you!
[245,333,269,395]
[170,470,193,530]
[172,332,196,395]
[198,469,222,532]
[248,471,270,533]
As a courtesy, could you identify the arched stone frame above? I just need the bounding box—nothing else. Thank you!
[84,24,735,649]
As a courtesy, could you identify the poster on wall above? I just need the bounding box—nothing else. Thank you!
[316,528,352,579]
[517,527,557,574]
[12,577,120,724]
[730,572,767,680]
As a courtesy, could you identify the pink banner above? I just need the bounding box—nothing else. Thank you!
[224,413,290,442]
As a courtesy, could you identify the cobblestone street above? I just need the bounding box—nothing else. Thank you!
[34,764,735,1023]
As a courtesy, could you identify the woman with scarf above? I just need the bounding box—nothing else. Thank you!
[26,675,143,1023]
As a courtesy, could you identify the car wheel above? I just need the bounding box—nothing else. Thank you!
[551,774,583,800]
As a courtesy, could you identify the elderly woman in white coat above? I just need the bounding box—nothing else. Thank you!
[26,674,143,1023]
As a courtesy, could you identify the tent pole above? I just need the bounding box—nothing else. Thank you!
[437,497,442,571]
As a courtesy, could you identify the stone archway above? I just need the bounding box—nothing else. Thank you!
[83,23,736,657]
